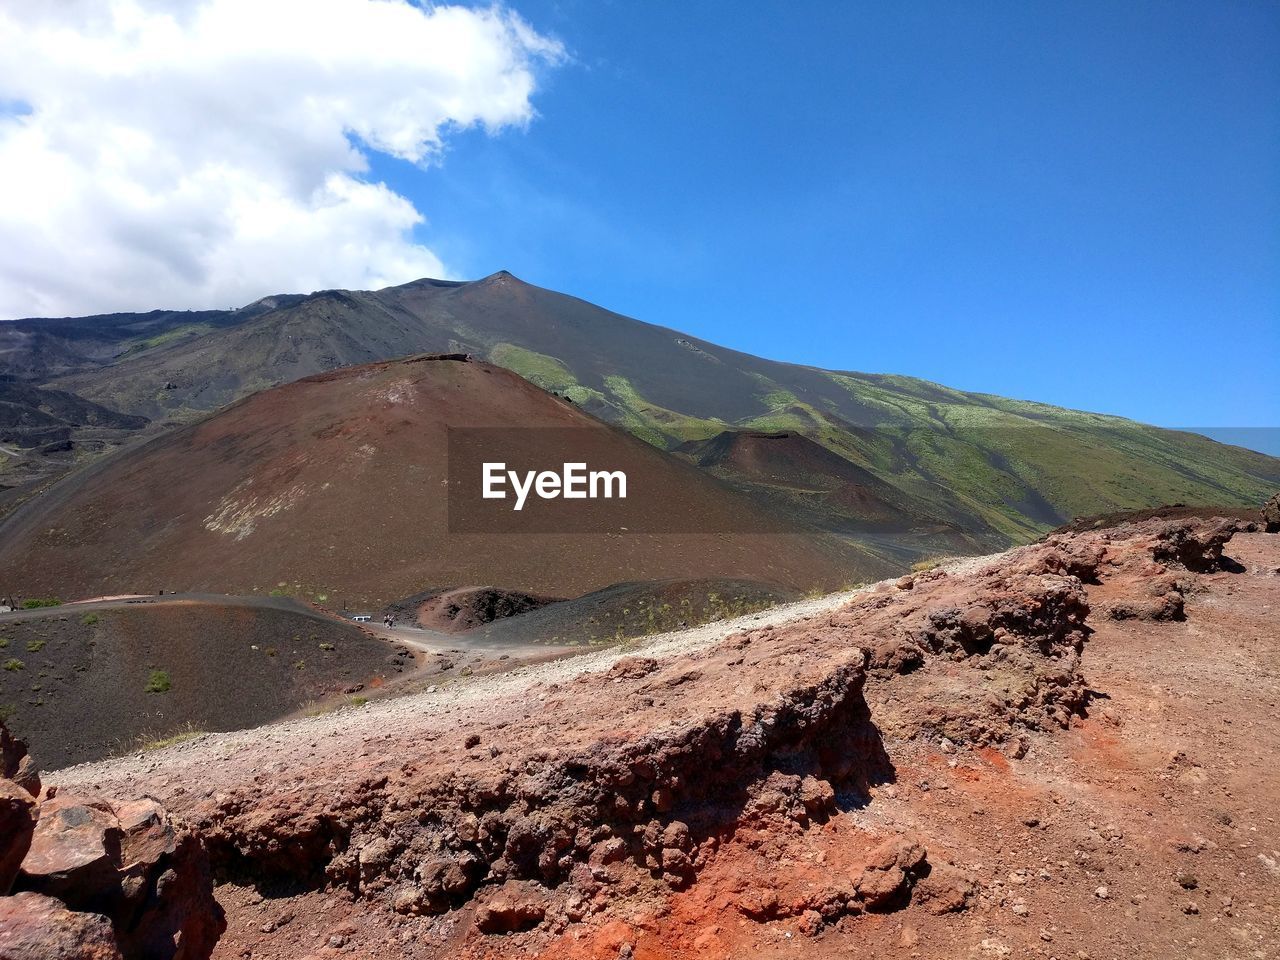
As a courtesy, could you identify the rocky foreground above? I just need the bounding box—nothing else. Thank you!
[4,512,1279,959]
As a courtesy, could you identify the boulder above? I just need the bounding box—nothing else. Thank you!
[0,778,37,894]
[0,891,124,960]
[1,719,40,797]
[854,835,929,912]
[18,798,122,916]
[474,879,551,934]
[18,796,122,910]
[12,792,223,959]
[1264,493,1280,534]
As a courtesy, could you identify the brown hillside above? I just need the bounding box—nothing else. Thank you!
[678,430,921,527]
[0,356,877,605]
[0,595,400,769]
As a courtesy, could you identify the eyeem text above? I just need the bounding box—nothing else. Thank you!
[482,462,627,511]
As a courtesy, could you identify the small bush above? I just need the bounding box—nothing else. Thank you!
[140,723,204,752]
[318,642,335,651]
[144,669,171,693]
[3,659,23,672]
[293,660,305,671]
[21,598,61,609]
[25,640,45,653]
[910,556,946,573]
[81,613,100,626]
[0,704,14,722]
[0,638,8,648]
[349,695,368,707]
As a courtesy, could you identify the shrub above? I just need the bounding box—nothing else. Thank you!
[3,659,23,672]
[26,640,45,653]
[21,598,61,609]
[140,723,204,752]
[81,613,100,626]
[0,704,13,722]
[144,669,171,693]
[910,557,945,573]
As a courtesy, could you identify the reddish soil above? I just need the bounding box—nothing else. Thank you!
[46,515,1280,959]
[0,356,881,607]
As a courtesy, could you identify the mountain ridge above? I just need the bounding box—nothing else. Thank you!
[3,271,1276,549]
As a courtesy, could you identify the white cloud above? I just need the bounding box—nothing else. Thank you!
[0,0,563,318]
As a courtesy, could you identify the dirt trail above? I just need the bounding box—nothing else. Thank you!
[53,584,874,787]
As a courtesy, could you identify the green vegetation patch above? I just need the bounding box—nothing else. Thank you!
[489,343,581,392]
[21,598,61,609]
[144,669,172,693]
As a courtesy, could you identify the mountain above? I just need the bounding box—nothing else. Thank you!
[0,376,152,518]
[0,354,869,605]
[6,271,1278,547]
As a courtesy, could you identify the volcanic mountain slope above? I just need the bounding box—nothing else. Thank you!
[0,355,872,605]
[674,429,985,561]
[32,513,1279,960]
[0,594,403,770]
[0,376,151,515]
[20,271,1279,546]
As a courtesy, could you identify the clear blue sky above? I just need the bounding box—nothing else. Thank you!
[367,0,1278,436]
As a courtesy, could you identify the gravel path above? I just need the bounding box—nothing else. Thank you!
[50,579,898,790]
[51,546,1013,794]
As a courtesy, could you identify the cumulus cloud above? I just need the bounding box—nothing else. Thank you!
[0,0,563,318]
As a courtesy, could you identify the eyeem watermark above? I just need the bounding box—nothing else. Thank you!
[447,427,797,534]
[483,462,627,511]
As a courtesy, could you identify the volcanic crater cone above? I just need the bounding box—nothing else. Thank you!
[0,356,872,605]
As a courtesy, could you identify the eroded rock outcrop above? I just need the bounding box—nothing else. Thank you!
[171,518,1225,938]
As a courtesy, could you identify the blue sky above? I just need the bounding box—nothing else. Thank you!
[367,0,1278,437]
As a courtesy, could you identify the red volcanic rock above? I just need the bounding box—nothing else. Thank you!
[0,892,123,960]
[855,836,929,912]
[1264,492,1280,533]
[474,879,552,934]
[1,717,224,960]
[12,793,223,959]
[1,720,40,798]
[19,795,122,907]
[0,779,36,894]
